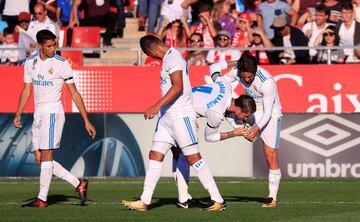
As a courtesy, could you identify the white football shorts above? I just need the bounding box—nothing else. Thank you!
[248,111,281,149]
[152,113,198,154]
[32,112,65,150]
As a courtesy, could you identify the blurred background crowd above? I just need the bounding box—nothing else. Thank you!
[0,0,360,66]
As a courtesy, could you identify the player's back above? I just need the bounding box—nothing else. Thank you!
[192,78,233,117]
[160,47,194,116]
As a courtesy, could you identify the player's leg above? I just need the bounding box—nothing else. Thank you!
[260,117,281,208]
[176,115,225,211]
[122,117,173,211]
[171,146,191,207]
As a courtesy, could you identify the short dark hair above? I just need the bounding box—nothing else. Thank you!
[198,3,212,13]
[3,27,14,37]
[139,35,162,55]
[36,29,56,44]
[234,94,256,114]
[237,51,258,74]
[315,4,330,16]
[340,1,353,11]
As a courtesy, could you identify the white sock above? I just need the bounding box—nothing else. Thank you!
[174,169,190,203]
[140,160,163,205]
[53,161,80,188]
[192,159,223,203]
[268,169,281,201]
[38,161,54,202]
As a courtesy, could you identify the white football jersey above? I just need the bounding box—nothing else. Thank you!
[160,47,194,116]
[24,52,74,114]
[192,78,232,118]
[223,65,282,129]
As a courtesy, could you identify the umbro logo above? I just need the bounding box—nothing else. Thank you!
[281,114,360,157]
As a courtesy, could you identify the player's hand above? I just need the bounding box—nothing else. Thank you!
[13,115,22,128]
[233,125,250,137]
[144,104,160,120]
[85,122,96,139]
[34,150,41,166]
[246,125,259,141]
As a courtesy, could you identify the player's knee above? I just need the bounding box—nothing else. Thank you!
[149,150,165,162]
[39,150,53,161]
[185,153,202,165]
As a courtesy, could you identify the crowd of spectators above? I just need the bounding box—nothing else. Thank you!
[0,0,360,66]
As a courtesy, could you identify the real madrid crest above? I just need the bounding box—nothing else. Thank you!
[48,67,54,75]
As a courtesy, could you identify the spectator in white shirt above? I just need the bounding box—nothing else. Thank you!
[27,3,59,42]
[206,30,241,64]
[1,0,30,30]
[302,4,329,61]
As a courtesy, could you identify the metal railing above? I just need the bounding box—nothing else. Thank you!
[1,45,360,66]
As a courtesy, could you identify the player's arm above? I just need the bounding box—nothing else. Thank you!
[66,83,96,139]
[13,83,33,128]
[144,70,183,119]
[69,0,82,28]
[247,80,276,140]
[205,110,248,142]
[209,61,238,82]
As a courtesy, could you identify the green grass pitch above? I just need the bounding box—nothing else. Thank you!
[1,178,360,221]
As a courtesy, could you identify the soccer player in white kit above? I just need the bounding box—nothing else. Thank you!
[211,52,282,208]
[13,30,96,208]
[173,77,257,208]
[121,35,225,211]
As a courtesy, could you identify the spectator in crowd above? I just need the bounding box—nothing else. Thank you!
[42,0,58,21]
[0,27,18,65]
[14,12,31,43]
[242,0,262,28]
[158,0,191,31]
[314,25,344,64]
[302,4,329,62]
[346,44,360,63]
[212,0,237,38]
[249,28,273,65]
[232,12,253,48]
[335,2,360,60]
[0,19,8,43]
[57,0,80,27]
[191,3,218,48]
[137,0,162,34]
[319,0,341,24]
[28,3,60,42]
[206,30,241,64]
[2,0,31,30]
[157,16,191,57]
[186,32,207,65]
[271,16,309,64]
[354,0,360,22]
[259,0,298,40]
[70,0,117,46]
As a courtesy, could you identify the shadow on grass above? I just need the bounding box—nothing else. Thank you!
[23,194,86,206]
[224,196,267,203]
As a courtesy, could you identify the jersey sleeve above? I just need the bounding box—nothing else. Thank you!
[164,54,183,74]
[204,110,225,142]
[222,66,238,84]
[60,60,75,84]
[256,79,276,129]
[23,60,32,83]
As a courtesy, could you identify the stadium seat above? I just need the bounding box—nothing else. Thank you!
[61,50,83,66]
[71,26,101,48]
[59,27,68,48]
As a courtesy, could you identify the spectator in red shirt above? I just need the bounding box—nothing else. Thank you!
[232,12,253,48]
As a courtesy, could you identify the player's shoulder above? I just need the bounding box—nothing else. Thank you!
[256,66,273,82]
[25,51,39,64]
[53,54,66,62]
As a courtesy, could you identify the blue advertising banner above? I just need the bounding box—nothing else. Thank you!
[0,113,145,177]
